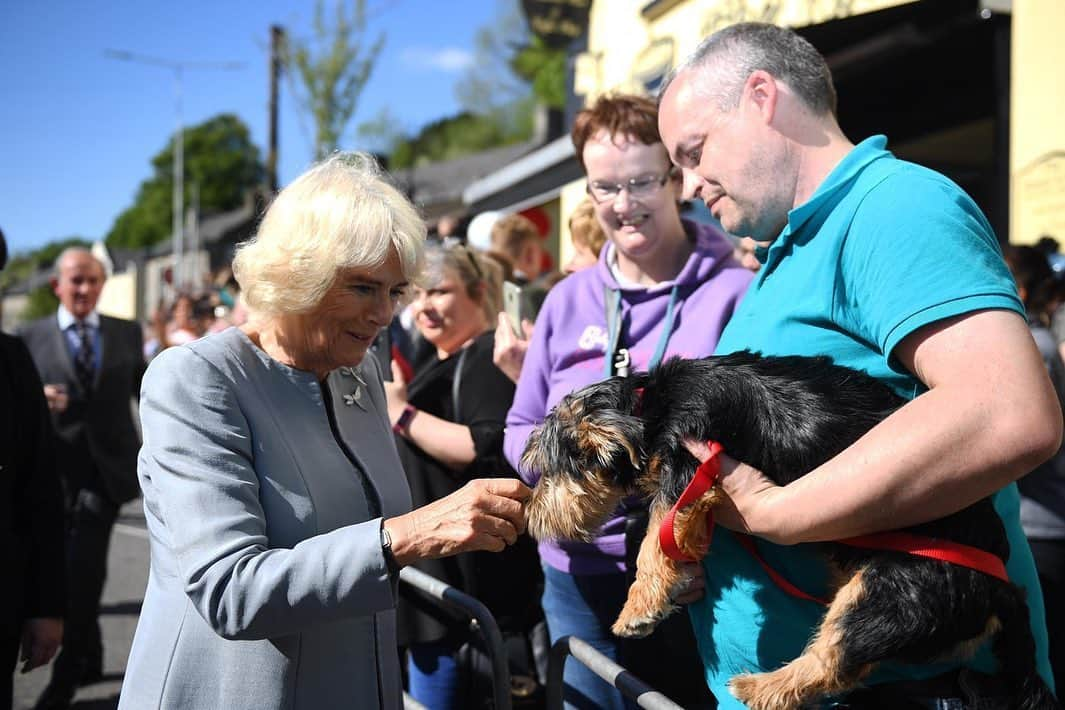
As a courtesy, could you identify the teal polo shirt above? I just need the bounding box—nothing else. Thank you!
[691,135,1052,707]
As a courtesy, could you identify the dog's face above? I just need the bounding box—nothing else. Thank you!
[521,377,647,542]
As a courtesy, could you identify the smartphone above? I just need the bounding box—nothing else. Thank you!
[502,281,526,338]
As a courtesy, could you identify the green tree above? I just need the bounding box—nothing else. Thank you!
[385,111,533,169]
[455,0,567,118]
[106,114,264,250]
[510,36,568,110]
[285,0,384,160]
[22,285,59,321]
[454,0,531,116]
[0,237,91,292]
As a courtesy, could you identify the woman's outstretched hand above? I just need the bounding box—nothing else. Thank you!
[384,478,532,565]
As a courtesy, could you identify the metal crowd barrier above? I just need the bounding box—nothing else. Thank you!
[402,693,428,710]
[398,566,513,710]
[546,635,684,710]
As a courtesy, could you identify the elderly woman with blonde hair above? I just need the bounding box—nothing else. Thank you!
[119,153,531,710]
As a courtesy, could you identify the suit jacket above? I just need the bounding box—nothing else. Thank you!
[119,327,411,710]
[19,313,145,504]
[0,332,65,633]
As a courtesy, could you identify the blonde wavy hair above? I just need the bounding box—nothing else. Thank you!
[232,152,425,319]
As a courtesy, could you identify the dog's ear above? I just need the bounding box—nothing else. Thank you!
[520,423,546,475]
[520,395,588,478]
[577,410,645,484]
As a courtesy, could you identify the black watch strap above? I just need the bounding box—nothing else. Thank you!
[380,524,400,577]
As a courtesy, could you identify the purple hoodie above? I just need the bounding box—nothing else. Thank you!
[504,220,753,575]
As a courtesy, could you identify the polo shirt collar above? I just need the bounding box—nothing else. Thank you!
[57,305,100,331]
[759,135,892,268]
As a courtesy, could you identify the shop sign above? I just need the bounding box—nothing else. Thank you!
[522,0,593,48]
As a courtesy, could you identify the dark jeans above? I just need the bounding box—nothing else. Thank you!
[540,564,715,710]
[48,489,118,687]
[407,637,463,709]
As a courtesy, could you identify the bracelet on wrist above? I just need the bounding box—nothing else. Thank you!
[392,404,417,435]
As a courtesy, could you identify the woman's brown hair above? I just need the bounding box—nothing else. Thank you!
[571,94,663,170]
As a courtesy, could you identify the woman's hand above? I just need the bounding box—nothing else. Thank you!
[493,312,534,384]
[19,617,63,673]
[384,478,532,566]
[384,360,409,426]
[682,439,786,542]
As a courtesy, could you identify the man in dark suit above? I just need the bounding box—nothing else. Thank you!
[19,247,145,710]
[1,227,65,710]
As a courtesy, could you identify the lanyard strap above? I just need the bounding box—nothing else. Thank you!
[603,285,680,378]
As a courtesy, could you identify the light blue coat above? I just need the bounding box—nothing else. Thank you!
[119,327,411,709]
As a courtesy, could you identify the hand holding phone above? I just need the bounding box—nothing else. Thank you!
[502,281,526,339]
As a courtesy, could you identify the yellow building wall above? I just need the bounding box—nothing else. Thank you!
[1010,0,1065,245]
[97,271,138,321]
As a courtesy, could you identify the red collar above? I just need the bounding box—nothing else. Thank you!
[657,441,1010,604]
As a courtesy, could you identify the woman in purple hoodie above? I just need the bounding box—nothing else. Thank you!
[504,94,753,709]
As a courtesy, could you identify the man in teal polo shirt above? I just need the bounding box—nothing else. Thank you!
[658,22,1060,709]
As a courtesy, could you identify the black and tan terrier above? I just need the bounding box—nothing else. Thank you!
[521,351,1058,710]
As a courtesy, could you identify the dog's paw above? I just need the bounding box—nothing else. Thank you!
[610,613,659,638]
[729,672,801,710]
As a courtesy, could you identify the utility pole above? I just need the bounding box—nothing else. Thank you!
[267,26,285,194]
[105,50,242,292]
[186,181,200,288]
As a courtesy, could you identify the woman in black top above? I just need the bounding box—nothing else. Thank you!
[386,243,541,709]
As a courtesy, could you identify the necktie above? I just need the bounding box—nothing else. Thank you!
[74,320,95,392]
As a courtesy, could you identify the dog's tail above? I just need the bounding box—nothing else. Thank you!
[993,584,1060,710]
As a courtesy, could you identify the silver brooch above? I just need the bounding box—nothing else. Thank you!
[340,367,368,409]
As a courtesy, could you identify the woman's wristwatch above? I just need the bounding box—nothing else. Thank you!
[380,524,401,577]
[392,404,417,435]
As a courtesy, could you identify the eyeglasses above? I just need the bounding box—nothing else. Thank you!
[586,170,674,204]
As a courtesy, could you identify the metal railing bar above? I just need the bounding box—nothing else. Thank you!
[546,635,684,710]
[399,566,513,710]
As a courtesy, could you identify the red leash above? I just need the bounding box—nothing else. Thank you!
[658,441,724,562]
[657,441,1010,605]
[837,532,1009,583]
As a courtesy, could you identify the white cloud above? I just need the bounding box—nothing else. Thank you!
[400,46,475,72]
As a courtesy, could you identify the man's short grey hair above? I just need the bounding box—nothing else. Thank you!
[54,247,105,279]
[232,152,425,319]
[661,22,837,116]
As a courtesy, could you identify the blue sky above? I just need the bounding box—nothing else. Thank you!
[0,0,503,254]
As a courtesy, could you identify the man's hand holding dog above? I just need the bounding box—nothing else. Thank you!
[682,439,786,543]
[673,562,706,604]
